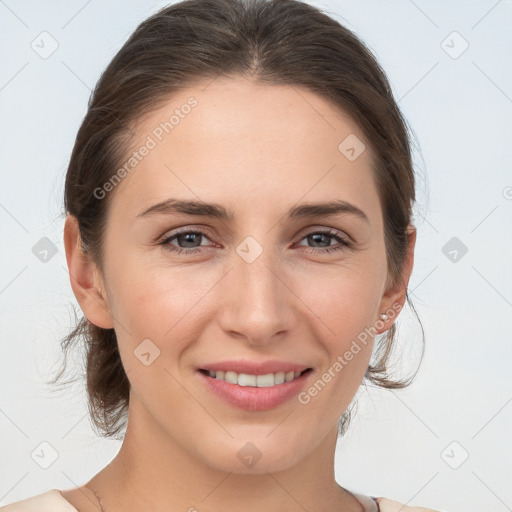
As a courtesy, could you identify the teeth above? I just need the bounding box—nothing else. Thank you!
[205,369,305,387]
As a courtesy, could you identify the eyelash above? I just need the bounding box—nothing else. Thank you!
[159,227,352,255]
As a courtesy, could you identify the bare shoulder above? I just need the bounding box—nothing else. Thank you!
[376,497,448,512]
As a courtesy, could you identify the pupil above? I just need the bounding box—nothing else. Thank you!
[180,233,200,247]
[309,233,329,247]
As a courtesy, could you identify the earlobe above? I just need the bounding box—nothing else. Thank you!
[63,215,115,329]
[376,225,416,332]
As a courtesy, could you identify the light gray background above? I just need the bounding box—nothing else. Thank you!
[1,1,511,511]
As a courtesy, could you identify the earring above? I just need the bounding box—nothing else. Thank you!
[379,313,389,322]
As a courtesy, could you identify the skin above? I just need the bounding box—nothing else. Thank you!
[62,75,416,512]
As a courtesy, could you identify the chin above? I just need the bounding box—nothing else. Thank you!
[209,451,304,475]
[196,432,308,474]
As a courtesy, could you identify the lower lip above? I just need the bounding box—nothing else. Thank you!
[196,370,312,411]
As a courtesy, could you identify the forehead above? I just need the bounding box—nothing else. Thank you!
[108,75,380,224]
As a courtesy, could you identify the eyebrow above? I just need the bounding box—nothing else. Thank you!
[136,198,370,224]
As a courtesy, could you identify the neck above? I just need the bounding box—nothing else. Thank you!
[85,395,362,512]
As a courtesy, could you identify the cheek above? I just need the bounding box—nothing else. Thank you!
[110,265,202,407]
[108,255,216,341]
[290,260,384,399]
[293,260,384,341]
[294,273,379,418]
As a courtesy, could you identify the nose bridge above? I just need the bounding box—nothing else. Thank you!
[237,243,279,301]
[218,239,295,342]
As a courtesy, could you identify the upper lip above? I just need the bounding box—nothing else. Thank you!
[199,359,312,375]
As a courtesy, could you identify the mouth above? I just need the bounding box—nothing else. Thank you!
[196,366,314,411]
[198,368,313,387]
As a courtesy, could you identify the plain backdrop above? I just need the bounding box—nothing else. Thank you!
[1,1,511,511]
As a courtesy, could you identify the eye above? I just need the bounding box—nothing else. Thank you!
[296,229,352,254]
[159,228,216,254]
[159,227,352,255]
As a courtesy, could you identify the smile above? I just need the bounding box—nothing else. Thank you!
[196,368,314,411]
[199,369,311,387]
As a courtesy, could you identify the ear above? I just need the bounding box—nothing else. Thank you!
[375,225,416,333]
[63,214,114,329]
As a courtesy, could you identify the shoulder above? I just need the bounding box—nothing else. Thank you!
[0,490,78,512]
[376,497,449,512]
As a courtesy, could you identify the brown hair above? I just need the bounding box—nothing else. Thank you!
[49,0,425,439]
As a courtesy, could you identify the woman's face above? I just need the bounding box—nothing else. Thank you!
[73,75,412,473]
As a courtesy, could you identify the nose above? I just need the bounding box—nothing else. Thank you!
[217,246,297,346]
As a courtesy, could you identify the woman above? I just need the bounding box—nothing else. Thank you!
[1,0,446,510]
